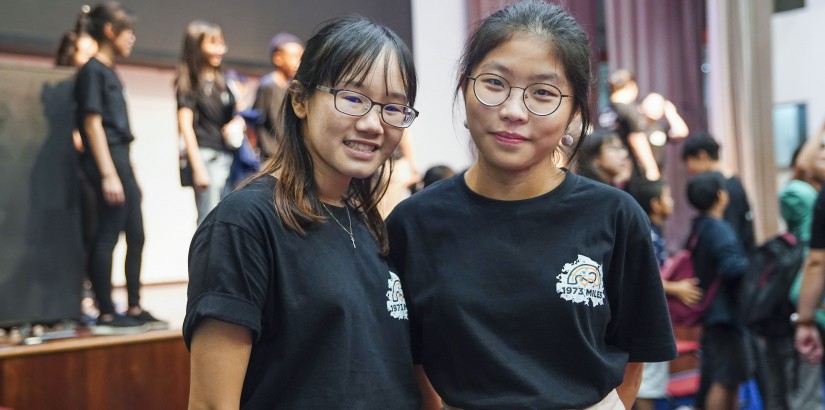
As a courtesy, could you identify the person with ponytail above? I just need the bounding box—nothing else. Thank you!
[75,2,164,332]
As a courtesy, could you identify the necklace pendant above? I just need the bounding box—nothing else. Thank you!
[350,235,357,249]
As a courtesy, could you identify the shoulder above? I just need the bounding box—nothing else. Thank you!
[208,176,278,229]
[390,175,460,217]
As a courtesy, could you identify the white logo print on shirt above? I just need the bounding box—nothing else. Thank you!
[386,271,408,320]
[556,254,605,306]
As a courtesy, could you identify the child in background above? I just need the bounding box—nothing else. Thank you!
[628,179,702,410]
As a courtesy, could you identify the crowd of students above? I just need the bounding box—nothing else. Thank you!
[50,0,825,409]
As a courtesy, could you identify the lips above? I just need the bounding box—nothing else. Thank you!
[494,131,527,145]
[344,140,379,153]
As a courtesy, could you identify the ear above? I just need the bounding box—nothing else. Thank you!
[650,196,662,214]
[289,80,308,119]
[102,22,116,41]
[272,50,284,68]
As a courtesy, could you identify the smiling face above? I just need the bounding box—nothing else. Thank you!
[200,33,226,68]
[292,47,407,187]
[463,35,575,176]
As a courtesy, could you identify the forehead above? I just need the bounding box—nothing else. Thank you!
[475,35,568,86]
[338,48,406,100]
[278,42,304,55]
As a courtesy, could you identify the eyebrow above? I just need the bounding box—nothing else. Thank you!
[477,62,564,84]
[341,81,408,103]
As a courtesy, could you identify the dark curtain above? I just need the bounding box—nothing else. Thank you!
[604,0,706,252]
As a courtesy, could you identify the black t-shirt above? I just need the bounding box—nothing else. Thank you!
[810,190,825,250]
[183,176,420,409]
[723,176,756,255]
[386,171,676,409]
[177,79,236,151]
[75,57,134,146]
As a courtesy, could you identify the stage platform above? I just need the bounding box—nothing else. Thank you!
[0,282,189,410]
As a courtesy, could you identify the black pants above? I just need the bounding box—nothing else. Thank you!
[82,144,144,315]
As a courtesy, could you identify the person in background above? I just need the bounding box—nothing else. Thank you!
[387,2,676,409]
[628,179,702,410]
[56,4,98,152]
[184,15,422,408]
[175,20,244,225]
[601,69,660,181]
[574,128,631,189]
[409,164,455,195]
[253,32,304,161]
[638,91,689,171]
[75,1,164,332]
[685,172,751,410]
[765,144,825,410]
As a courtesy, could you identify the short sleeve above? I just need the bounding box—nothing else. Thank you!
[75,63,104,117]
[605,210,677,362]
[177,90,196,111]
[183,219,272,350]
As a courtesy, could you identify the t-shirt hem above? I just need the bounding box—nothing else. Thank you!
[183,292,262,350]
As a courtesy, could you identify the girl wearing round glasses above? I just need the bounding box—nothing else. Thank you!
[386,1,675,409]
[183,16,421,409]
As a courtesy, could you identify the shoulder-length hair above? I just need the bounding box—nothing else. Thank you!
[174,20,225,96]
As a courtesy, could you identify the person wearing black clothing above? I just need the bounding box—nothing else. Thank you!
[75,2,161,332]
[175,20,244,225]
[686,172,751,410]
[682,131,756,254]
[796,189,825,364]
[387,2,676,409]
[184,16,421,409]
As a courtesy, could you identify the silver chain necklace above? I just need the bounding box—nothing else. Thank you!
[321,203,356,249]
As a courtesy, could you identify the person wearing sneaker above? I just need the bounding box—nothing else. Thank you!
[75,2,164,336]
[184,16,421,409]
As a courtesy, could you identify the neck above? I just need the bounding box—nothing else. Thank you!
[271,70,289,88]
[465,160,564,201]
[95,46,116,66]
[314,170,351,207]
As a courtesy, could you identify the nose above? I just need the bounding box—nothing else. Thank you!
[498,88,529,122]
[355,104,384,135]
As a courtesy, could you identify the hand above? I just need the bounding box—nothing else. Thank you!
[795,324,823,363]
[193,167,211,192]
[671,278,703,305]
[101,174,125,206]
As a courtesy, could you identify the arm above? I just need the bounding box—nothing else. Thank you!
[796,249,825,363]
[627,131,660,180]
[178,107,210,191]
[188,318,253,410]
[84,113,124,205]
[662,100,689,140]
[414,365,442,410]
[615,362,643,409]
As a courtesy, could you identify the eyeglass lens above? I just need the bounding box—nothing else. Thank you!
[334,90,416,128]
[472,73,564,116]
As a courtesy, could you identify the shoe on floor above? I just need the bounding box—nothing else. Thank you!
[91,314,149,336]
[128,310,169,330]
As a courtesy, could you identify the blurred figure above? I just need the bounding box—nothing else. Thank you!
[76,1,163,332]
[378,130,420,218]
[410,165,455,195]
[225,108,262,191]
[574,128,630,189]
[253,32,304,160]
[175,20,244,225]
[638,92,689,170]
[600,69,660,181]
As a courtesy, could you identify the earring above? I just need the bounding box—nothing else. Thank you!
[561,134,574,147]
[463,120,469,129]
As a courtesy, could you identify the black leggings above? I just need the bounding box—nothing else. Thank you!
[82,145,144,315]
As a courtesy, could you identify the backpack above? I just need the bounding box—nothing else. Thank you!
[738,232,804,336]
[660,229,718,328]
